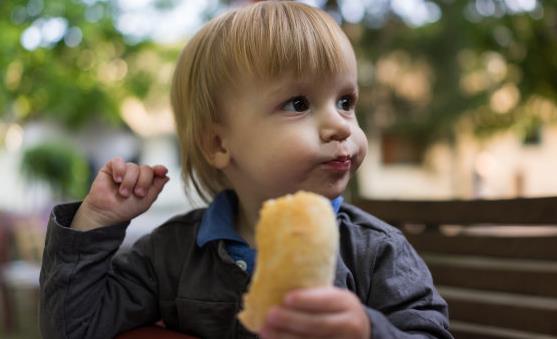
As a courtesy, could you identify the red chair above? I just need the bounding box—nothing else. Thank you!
[115,326,198,339]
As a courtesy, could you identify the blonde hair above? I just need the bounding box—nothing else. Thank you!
[171,1,352,203]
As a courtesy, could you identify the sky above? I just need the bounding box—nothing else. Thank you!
[114,0,539,43]
[115,0,221,44]
[19,0,541,50]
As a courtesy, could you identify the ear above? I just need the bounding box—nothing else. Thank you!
[201,123,230,170]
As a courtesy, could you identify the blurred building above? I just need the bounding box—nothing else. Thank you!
[359,124,557,200]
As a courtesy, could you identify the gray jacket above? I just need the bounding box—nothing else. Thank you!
[40,202,453,339]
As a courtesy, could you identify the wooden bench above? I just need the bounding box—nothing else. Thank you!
[354,197,557,339]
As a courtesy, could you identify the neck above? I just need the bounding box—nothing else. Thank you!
[234,192,261,248]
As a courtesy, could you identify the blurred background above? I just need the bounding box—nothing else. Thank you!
[1,0,556,338]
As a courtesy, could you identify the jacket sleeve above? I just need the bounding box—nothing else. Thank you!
[39,202,160,339]
[366,231,453,339]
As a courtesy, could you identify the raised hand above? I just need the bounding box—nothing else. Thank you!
[70,157,170,231]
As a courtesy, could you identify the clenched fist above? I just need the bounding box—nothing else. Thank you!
[70,157,170,231]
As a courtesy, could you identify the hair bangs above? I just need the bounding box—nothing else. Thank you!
[223,2,349,81]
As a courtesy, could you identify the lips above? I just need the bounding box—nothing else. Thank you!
[323,155,352,172]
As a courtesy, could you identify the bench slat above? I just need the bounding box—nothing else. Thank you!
[440,287,557,335]
[405,232,557,260]
[450,320,557,339]
[354,197,557,225]
[423,254,557,297]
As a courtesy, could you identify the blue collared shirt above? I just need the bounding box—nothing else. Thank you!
[196,190,343,275]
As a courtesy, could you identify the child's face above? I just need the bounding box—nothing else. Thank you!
[217,48,367,204]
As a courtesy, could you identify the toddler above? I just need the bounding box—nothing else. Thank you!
[40,2,453,338]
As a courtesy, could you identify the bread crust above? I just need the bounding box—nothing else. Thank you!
[237,191,339,332]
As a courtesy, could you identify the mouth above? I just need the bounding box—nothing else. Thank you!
[323,155,352,172]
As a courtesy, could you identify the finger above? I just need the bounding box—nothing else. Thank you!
[284,287,350,313]
[107,157,126,183]
[152,165,168,177]
[260,324,305,339]
[265,306,341,337]
[119,163,140,197]
[134,165,154,197]
[144,175,170,201]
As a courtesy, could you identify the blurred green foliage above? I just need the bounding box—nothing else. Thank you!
[20,142,90,199]
[337,0,557,144]
[0,0,179,129]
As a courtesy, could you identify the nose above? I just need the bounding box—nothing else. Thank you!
[319,108,352,142]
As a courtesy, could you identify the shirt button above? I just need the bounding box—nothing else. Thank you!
[235,260,248,271]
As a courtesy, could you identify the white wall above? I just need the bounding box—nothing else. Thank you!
[357,125,557,200]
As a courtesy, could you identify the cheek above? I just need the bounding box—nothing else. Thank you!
[269,127,316,155]
[233,128,310,166]
[353,128,368,165]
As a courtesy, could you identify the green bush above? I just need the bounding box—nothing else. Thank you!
[20,142,90,200]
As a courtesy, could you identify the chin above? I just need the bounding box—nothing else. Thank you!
[322,189,346,200]
[307,183,348,200]
[281,175,350,200]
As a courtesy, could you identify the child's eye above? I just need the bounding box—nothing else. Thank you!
[336,95,355,111]
[282,96,310,112]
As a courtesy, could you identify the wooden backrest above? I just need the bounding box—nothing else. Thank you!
[353,197,557,339]
[354,197,557,226]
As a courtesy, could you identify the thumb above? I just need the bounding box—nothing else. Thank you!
[147,175,170,200]
[153,165,168,177]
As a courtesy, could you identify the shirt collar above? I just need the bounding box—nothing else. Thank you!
[196,190,344,247]
[196,190,244,247]
[331,195,344,214]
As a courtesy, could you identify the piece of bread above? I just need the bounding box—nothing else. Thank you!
[237,191,339,333]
